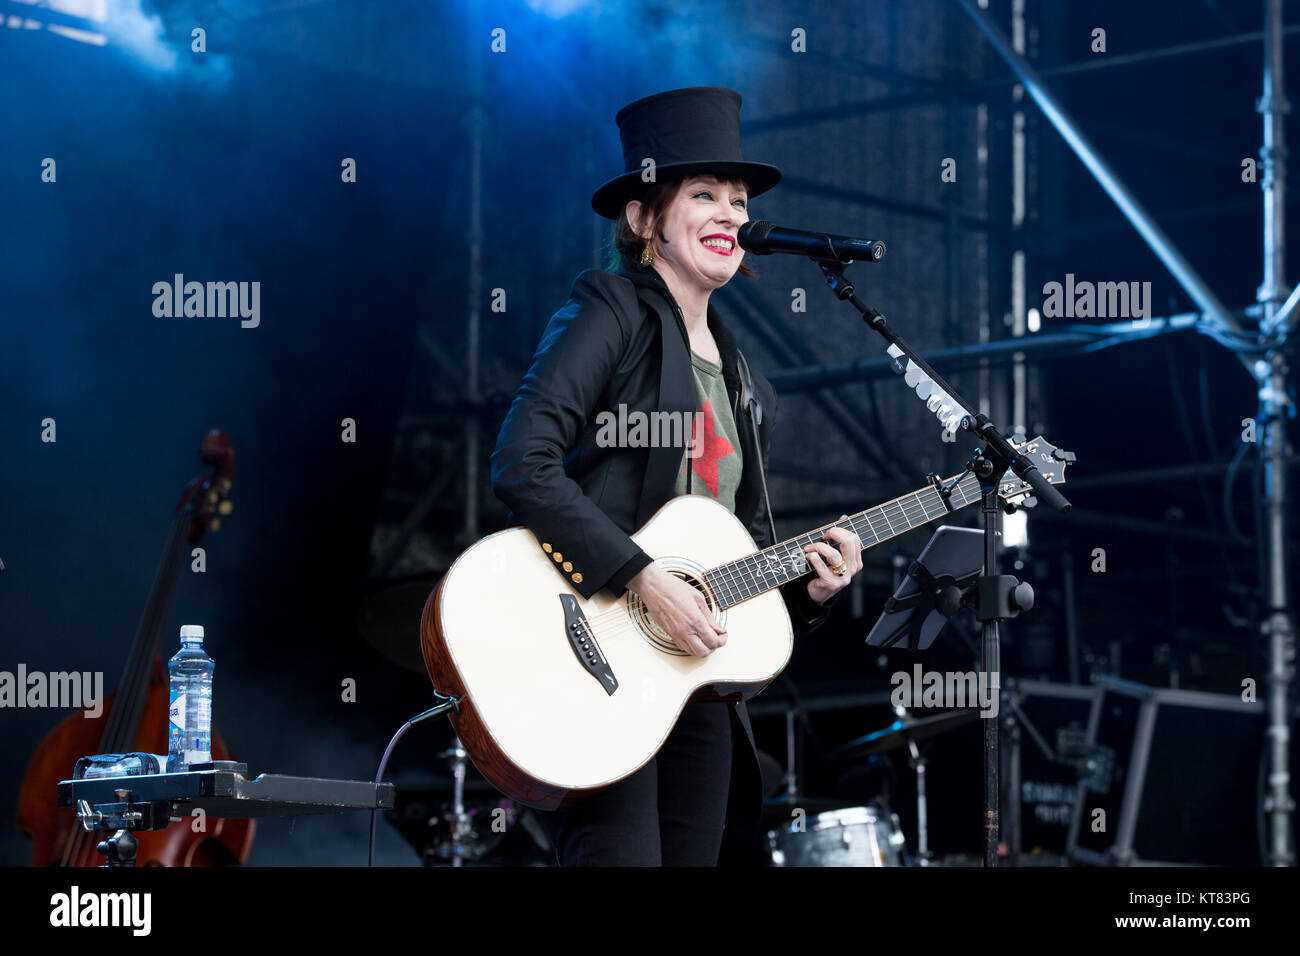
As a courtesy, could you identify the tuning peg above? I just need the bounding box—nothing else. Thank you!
[218,500,233,515]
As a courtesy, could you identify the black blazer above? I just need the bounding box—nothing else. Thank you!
[490,264,838,862]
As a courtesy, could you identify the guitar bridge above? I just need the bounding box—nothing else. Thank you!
[558,594,618,696]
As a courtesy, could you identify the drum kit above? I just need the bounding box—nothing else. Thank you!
[762,705,978,867]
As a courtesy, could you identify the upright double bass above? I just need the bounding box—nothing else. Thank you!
[16,429,256,866]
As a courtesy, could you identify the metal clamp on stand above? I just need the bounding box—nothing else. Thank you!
[74,789,172,867]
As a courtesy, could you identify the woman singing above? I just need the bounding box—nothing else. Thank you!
[490,86,862,866]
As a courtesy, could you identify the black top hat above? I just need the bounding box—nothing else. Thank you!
[591,86,782,220]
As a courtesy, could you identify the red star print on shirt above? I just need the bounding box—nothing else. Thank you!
[687,397,734,497]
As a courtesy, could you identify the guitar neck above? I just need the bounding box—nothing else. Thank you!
[704,472,984,610]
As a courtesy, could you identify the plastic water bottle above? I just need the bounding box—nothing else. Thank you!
[166,624,214,773]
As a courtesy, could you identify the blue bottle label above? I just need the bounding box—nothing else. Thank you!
[168,689,186,737]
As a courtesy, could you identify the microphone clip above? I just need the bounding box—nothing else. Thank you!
[815,256,856,302]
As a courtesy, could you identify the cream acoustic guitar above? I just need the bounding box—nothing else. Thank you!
[420,436,1071,810]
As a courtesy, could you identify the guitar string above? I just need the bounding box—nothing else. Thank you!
[564,480,980,648]
[707,486,964,607]
[566,495,971,655]
[579,477,976,632]
[567,491,944,637]
[566,481,972,641]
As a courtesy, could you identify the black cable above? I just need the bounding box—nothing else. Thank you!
[1167,341,1209,460]
[1166,341,1240,591]
[1222,440,1254,546]
[1194,322,1267,354]
[368,695,459,867]
[1197,338,1221,463]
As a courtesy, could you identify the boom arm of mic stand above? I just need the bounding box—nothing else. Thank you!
[814,256,1072,513]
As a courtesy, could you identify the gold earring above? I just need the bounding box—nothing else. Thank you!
[640,244,654,267]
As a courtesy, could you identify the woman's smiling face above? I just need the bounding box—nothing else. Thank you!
[631,173,749,293]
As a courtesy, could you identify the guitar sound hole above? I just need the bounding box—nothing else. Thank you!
[630,570,719,656]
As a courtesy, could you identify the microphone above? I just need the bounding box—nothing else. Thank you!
[737,220,886,263]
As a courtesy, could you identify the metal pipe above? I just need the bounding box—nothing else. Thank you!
[1260,354,1295,866]
[463,4,484,545]
[784,709,797,799]
[955,0,1243,337]
[744,27,1300,130]
[1065,454,1300,491]
[992,25,1300,83]
[775,174,992,231]
[1264,278,1300,335]
[1063,550,1080,685]
[767,316,1203,392]
[1258,0,1295,868]
[1009,0,1029,440]
[774,500,1260,551]
[1259,0,1289,316]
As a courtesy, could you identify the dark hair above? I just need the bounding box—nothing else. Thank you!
[602,171,757,279]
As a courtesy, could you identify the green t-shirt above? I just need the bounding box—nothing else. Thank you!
[672,350,744,511]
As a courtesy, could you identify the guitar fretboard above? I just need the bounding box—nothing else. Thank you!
[702,473,983,610]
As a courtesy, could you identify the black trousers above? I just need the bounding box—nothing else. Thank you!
[537,700,733,866]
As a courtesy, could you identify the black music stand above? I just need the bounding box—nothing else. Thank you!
[864,525,984,864]
[866,526,985,651]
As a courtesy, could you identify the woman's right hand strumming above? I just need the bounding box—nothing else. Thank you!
[628,562,728,658]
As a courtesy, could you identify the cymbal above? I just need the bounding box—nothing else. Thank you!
[358,577,441,674]
[832,709,980,759]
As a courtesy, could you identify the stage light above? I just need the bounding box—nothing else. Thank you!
[4,0,107,45]
[1003,508,1028,549]
[522,0,590,18]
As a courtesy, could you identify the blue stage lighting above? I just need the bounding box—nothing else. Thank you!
[523,0,590,18]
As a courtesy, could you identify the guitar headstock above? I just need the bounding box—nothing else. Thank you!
[996,434,1074,507]
[177,428,235,542]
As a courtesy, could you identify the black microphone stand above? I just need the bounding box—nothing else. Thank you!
[810,254,1073,866]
